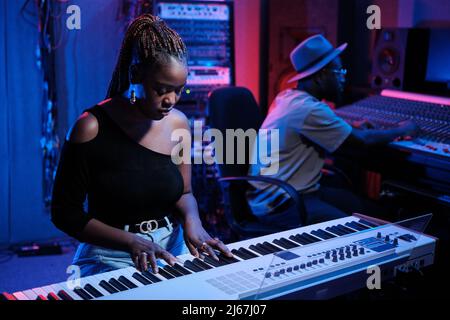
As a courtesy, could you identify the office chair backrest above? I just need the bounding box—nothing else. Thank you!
[208,87,264,225]
[208,87,263,178]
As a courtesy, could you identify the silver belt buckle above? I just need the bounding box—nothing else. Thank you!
[139,219,159,234]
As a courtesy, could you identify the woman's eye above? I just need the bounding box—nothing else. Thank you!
[156,88,167,96]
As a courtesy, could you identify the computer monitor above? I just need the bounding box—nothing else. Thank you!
[424,29,450,96]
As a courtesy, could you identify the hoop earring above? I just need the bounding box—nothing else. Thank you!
[130,89,136,104]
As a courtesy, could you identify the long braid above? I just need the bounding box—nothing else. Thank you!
[106,14,187,98]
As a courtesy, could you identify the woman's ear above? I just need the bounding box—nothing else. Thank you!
[129,64,144,84]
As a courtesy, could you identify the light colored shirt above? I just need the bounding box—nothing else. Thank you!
[247,89,352,216]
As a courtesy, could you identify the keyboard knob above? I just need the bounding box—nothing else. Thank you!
[385,235,390,242]
[393,238,399,246]
[377,232,382,238]
[287,267,292,272]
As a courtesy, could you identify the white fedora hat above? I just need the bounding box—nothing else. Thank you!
[287,34,347,83]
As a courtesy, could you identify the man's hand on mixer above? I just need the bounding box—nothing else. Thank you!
[351,119,376,129]
[397,119,420,137]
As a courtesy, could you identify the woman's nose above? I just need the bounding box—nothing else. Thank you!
[164,92,177,106]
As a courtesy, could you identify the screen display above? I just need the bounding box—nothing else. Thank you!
[426,29,450,84]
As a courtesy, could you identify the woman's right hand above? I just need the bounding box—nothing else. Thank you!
[127,234,177,273]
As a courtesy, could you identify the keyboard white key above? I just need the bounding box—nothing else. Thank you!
[12,291,29,300]
[21,289,39,300]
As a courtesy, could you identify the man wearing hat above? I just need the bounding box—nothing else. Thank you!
[247,34,417,228]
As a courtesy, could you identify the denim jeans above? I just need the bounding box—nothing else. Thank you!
[72,222,189,277]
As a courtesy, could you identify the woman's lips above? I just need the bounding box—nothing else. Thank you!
[158,106,173,116]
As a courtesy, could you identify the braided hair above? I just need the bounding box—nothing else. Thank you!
[106,14,187,98]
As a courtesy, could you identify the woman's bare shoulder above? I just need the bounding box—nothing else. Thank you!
[167,108,190,130]
[66,111,99,143]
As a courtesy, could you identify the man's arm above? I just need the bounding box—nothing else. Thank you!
[341,120,419,148]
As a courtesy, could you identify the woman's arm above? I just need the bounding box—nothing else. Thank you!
[172,111,232,259]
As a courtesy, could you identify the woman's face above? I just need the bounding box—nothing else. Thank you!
[139,56,188,120]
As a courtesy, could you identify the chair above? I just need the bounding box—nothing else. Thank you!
[208,86,307,240]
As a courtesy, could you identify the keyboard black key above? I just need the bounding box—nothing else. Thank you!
[313,229,337,239]
[163,265,184,277]
[263,241,283,252]
[311,230,333,240]
[183,260,204,272]
[331,225,350,235]
[289,235,309,245]
[326,226,345,236]
[108,278,128,292]
[204,255,225,267]
[47,292,60,300]
[1,292,16,300]
[99,280,119,294]
[320,228,339,238]
[345,221,368,231]
[83,284,104,298]
[142,271,162,283]
[193,258,213,270]
[132,272,152,285]
[157,268,175,279]
[172,263,192,275]
[239,247,259,258]
[280,237,299,248]
[358,219,377,228]
[73,287,94,300]
[118,276,138,289]
[231,249,252,260]
[218,254,240,264]
[336,224,356,234]
[249,244,270,255]
[256,243,278,254]
[272,239,291,250]
[57,290,74,301]
[301,233,322,243]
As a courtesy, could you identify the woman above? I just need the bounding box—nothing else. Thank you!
[51,14,232,277]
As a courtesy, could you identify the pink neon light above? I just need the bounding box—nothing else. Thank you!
[381,89,450,106]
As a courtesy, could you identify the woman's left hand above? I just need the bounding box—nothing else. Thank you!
[183,219,233,260]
